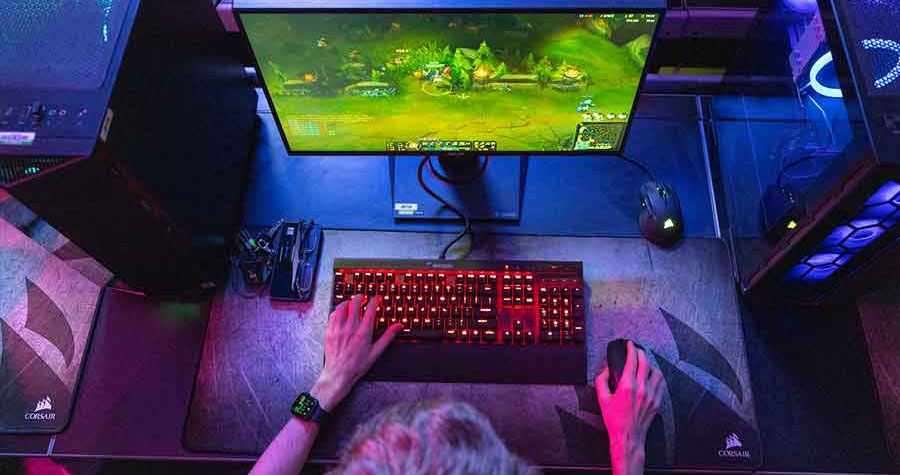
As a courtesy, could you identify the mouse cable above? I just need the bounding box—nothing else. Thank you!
[417,156,473,260]
[618,155,655,183]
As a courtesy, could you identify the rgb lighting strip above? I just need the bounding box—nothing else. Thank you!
[787,181,900,282]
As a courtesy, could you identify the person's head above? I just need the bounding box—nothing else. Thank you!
[330,399,536,475]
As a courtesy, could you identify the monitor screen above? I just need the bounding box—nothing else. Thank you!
[240,11,660,154]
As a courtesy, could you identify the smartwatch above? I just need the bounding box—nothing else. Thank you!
[291,392,330,425]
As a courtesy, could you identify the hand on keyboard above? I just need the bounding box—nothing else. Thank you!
[310,295,403,410]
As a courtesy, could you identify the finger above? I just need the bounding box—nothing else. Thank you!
[347,294,364,326]
[636,348,650,394]
[360,295,380,339]
[649,369,664,401]
[595,368,612,404]
[622,340,638,382]
[369,323,403,364]
[331,300,350,322]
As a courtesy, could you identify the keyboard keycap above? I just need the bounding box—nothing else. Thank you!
[477,307,496,317]
[474,318,497,328]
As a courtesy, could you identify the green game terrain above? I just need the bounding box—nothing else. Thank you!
[242,13,656,152]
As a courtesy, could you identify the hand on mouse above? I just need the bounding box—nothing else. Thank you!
[595,341,664,475]
[310,295,403,411]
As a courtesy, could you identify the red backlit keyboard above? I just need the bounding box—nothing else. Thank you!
[331,259,587,384]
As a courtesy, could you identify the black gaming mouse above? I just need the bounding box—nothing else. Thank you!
[607,338,645,393]
[638,181,684,247]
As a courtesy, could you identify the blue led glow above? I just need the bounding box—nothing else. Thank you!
[787,264,812,280]
[807,252,841,266]
[809,52,844,98]
[843,226,885,248]
[859,202,897,220]
[805,264,840,280]
[788,181,900,283]
[861,38,900,89]
[864,181,900,205]
[820,225,854,247]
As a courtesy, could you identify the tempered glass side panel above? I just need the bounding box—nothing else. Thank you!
[0,0,134,90]
[710,1,868,288]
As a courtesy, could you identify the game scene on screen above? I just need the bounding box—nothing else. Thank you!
[242,12,659,152]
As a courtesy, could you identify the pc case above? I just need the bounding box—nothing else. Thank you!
[712,0,900,304]
[0,0,258,294]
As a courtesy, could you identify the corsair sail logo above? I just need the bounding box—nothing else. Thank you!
[34,397,52,412]
[718,433,751,459]
[25,396,56,421]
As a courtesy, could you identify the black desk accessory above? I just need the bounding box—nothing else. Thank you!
[270,220,323,302]
[234,220,283,288]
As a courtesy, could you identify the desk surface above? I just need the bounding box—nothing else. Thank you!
[184,230,760,470]
[242,94,718,239]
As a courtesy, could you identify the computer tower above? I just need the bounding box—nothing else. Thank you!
[714,0,900,304]
[0,0,258,294]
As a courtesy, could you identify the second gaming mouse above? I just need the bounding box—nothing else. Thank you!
[639,181,684,247]
[607,338,645,393]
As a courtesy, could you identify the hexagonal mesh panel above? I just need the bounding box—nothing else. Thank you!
[787,180,900,282]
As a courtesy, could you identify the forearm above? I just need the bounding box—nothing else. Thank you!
[610,439,646,475]
[249,378,344,475]
[250,417,320,475]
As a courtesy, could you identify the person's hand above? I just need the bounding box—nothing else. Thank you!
[310,295,402,411]
[595,341,664,475]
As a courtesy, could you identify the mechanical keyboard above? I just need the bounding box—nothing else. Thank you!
[331,258,587,385]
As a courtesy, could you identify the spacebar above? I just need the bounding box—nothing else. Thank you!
[395,329,443,340]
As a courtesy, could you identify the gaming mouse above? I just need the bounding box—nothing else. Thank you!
[638,181,684,247]
[607,338,646,393]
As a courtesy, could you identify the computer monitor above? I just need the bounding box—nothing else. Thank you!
[237,6,662,155]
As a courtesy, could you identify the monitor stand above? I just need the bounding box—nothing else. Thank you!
[390,155,523,221]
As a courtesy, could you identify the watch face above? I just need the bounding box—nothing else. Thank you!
[292,393,318,419]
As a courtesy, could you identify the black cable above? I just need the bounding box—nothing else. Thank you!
[777,155,819,186]
[417,156,473,260]
[428,156,490,185]
[618,155,655,182]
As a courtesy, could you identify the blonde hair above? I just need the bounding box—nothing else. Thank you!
[330,399,537,475]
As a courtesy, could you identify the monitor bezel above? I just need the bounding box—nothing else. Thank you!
[235,7,665,156]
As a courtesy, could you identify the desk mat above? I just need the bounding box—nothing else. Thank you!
[185,231,761,470]
[0,218,102,434]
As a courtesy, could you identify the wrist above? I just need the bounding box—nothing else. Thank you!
[309,375,346,412]
[610,438,646,475]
